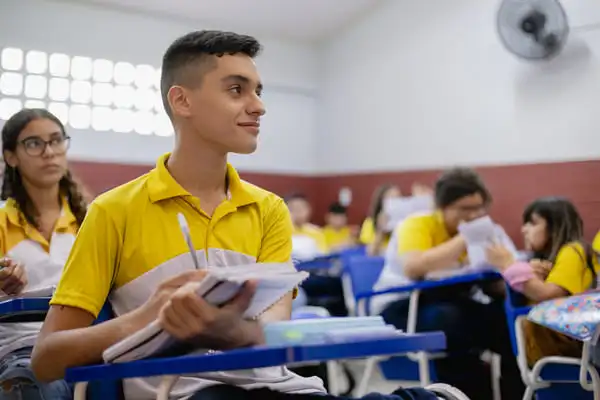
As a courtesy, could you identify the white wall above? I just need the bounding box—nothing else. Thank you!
[317,0,600,174]
[0,0,319,174]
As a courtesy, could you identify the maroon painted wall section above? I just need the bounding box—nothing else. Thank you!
[313,160,600,247]
[69,159,600,247]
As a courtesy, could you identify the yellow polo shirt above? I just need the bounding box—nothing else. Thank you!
[292,224,329,254]
[1,197,78,255]
[359,217,390,248]
[0,197,78,359]
[593,231,600,253]
[323,226,352,250]
[396,211,467,262]
[51,153,295,318]
[545,243,600,295]
[50,153,324,399]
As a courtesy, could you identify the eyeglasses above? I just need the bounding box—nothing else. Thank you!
[19,135,71,157]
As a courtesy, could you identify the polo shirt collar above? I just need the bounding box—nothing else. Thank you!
[147,153,256,207]
[4,196,76,232]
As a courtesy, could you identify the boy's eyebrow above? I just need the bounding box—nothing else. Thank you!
[221,74,263,92]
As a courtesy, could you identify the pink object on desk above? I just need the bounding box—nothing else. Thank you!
[502,262,534,292]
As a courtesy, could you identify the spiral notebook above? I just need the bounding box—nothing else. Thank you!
[102,263,308,363]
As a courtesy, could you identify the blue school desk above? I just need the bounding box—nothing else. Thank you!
[65,332,446,400]
[0,297,51,322]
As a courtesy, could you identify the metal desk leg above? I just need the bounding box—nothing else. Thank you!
[74,382,88,400]
[326,361,340,395]
[156,375,178,400]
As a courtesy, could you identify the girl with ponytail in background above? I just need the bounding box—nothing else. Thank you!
[0,108,88,400]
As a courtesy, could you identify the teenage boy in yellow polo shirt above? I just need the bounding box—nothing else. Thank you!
[31,31,463,400]
[31,30,325,399]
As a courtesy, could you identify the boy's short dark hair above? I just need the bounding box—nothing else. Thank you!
[434,167,491,208]
[328,202,347,215]
[161,30,262,118]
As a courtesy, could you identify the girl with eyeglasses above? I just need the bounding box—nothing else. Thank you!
[0,108,88,400]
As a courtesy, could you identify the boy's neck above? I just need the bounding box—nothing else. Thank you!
[167,134,228,197]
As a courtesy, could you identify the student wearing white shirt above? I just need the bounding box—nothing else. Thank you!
[0,108,88,400]
[287,193,328,261]
[377,168,524,400]
[285,193,347,317]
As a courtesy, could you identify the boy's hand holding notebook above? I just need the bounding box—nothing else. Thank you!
[158,277,264,349]
[103,213,309,363]
[103,262,309,363]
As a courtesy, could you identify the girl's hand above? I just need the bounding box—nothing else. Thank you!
[485,244,515,271]
[530,259,552,280]
[0,258,27,295]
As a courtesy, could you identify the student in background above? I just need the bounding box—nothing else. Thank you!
[286,193,328,260]
[360,184,401,256]
[0,108,88,400]
[378,168,523,400]
[286,194,346,316]
[486,197,599,366]
[323,202,355,252]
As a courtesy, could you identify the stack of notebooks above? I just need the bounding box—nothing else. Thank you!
[103,263,402,364]
[264,316,402,346]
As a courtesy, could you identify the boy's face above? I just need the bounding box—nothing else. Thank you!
[326,212,347,229]
[441,192,487,233]
[172,54,266,154]
[288,198,311,226]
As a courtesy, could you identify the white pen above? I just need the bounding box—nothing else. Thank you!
[177,213,201,270]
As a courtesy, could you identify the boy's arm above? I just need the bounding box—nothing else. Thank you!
[257,198,295,323]
[32,201,208,382]
[398,217,466,280]
[34,271,204,382]
[33,303,155,382]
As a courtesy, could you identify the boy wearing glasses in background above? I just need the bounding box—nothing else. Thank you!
[376,168,525,400]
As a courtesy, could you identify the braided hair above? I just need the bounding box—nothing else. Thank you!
[1,108,87,228]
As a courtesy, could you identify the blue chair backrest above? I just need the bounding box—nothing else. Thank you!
[344,256,385,298]
[95,302,115,324]
[503,283,531,356]
[340,246,367,263]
